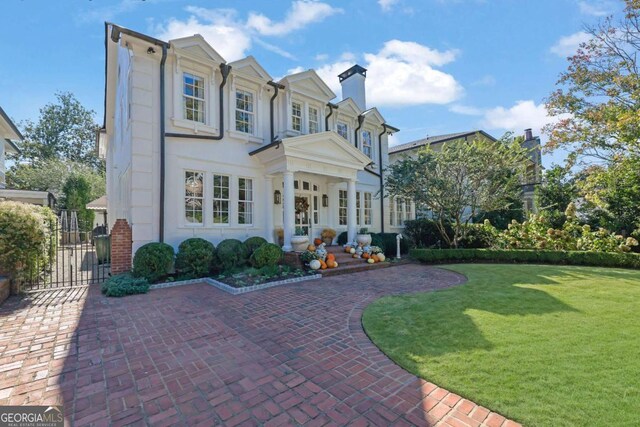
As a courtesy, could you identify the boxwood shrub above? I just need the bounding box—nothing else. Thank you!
[244,236,268,256]
[337,231,348,245]
[132,242,174,283]
[101,273,149,297]
[250,243,283,268]
[375,233,410,258]
[410,248,640,269]
[175,238,216,278]
[216,239,249,271]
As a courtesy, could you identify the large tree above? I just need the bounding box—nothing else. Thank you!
[385,135,527,248]
[535,165,579,229]
[16,92,102,170]
[545,0,640,164]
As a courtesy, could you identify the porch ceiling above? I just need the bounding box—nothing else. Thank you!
[250,131,372,179]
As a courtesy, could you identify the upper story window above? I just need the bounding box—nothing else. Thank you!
[337,122,348,140]
[362,130,373,158]
[235,90,254,134]
[183,73,205,123]
[292,102,302,132]
[308,107,319,134]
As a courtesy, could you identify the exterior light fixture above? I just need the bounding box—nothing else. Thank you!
[274,190,281,205]
[322,194,328,207]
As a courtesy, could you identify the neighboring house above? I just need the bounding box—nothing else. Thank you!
[0,106,56,207]
[388,129,542,221]
[86,195,108,229]
[99,24,399,253]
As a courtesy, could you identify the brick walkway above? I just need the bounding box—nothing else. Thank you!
[0,265,520,426]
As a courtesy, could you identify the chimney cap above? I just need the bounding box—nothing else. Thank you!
[338,65,367,82]
[524,128,533,140]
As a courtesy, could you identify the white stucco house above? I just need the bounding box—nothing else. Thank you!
[99,24,402,253]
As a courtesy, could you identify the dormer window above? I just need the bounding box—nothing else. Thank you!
[235,89,254,134]
[337,122,348,140]
[308,107,319,134]
[292,102,302,132]
[183,73,205,123]
[362,130,373,158]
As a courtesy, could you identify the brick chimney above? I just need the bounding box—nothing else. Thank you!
[338,65,367,111]
[524,128,533,140]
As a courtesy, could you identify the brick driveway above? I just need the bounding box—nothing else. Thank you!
[0,265,519,426]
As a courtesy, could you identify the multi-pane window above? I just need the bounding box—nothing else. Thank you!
[183,73,205,123]
[390,197,396,226]
[238,178,253,225]
[184,171,204,224]
[356,191,361,225]
[235,90,254,134]
[303,181,310,191]
[213,174,230,224]
[313,195,319,225]
[308,107,319,134]
[292,102,302,131]
[339,190,347,225]
[337,122,348,139]
[396,199,405,226]
[405,200,412,222]
[364,193,372,225]
[362,130,373,158]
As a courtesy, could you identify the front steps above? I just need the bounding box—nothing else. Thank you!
[319,245,394,277]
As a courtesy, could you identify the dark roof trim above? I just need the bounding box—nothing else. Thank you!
[0,106,23,140]
[390,130,496,155]
[249,140,281,156]
[4,138,21,154]
[383,123,400,133]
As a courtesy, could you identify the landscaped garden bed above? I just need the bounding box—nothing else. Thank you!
[363,263,640,426]
[213,265,316,288]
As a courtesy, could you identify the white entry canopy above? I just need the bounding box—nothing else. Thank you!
[250,131,372,180]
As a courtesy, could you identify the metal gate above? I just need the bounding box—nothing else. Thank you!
[22,211,109,292]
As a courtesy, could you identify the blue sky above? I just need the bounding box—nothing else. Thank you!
[0,0,622,167]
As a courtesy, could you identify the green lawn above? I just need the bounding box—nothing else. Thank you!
[362,264,640,426]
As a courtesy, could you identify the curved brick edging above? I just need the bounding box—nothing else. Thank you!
[347,270,521,426]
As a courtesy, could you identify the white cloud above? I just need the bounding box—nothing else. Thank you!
[314,53,329,61]
[156,8,252,61]
[307,40,462,107]
[155,1,340,61]
[378,0,400,11]
[246,0,343,36]
[482,100,552,135]
[471,74,496,87]
[550,31,590,57]
[578,1,613,16]
[449,104,483,116]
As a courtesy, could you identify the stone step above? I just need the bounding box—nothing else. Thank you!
[320,261,393,277]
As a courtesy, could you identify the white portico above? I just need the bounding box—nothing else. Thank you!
[251,131,372,251]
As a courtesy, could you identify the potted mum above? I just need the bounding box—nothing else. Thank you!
[356,227,372,246]
[291,227,309,252]
[321,228,337,246]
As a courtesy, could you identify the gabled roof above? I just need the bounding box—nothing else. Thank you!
[389,130,497,154]
[278,69,336,100]
[361,107,385,125]
[336,98,362,116]
[170,34,226,64]
[228,56,272,81]
[0,106,22,154]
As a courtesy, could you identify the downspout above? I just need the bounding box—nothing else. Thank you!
[378,125,387,233]
[165,63,232,140]
[354,114,365,148]
[159,43,167,242]
[325,102,338,131]
[267,81,285,142]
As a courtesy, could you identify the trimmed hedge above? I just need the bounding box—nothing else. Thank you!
[217,239,249,271]
[375,233,410,258]
[175,238,216,278]
[101,273,149,297]
[244,236,268,255]
[132,242,175,283]
[0,201,58,279]
[250,243,283,268]
[337,231,348,245]
[411,248,640,269]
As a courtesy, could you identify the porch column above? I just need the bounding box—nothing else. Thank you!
[282,171,295,251]
[347,178,357,243]
[264,175,274,243]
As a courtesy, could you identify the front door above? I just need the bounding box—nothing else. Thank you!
[295,195,310,235]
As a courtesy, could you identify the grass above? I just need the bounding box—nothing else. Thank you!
[362,264,640,426]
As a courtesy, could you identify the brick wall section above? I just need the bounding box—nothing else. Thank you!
[110,219,133,275]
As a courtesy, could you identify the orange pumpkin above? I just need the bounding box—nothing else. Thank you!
[327,260,337,268]
[370,254,379,262]
[320,260,327,269]
[345,246,352,253]
[314,238,322,246]
[362,253,370,259]
[326,253,336,261]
